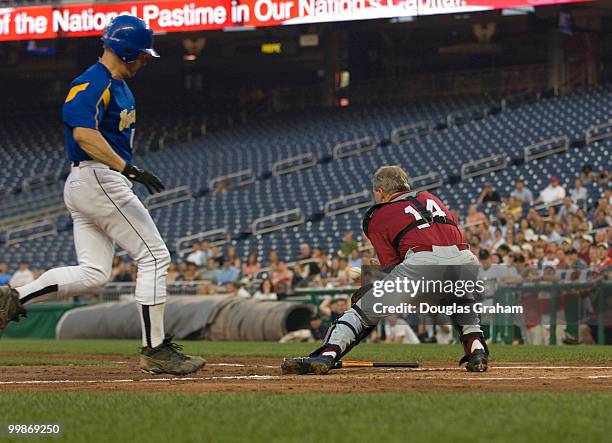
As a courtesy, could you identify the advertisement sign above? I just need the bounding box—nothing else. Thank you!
[0,0,592,42]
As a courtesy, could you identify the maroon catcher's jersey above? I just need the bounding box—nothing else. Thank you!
[364,191,465,266]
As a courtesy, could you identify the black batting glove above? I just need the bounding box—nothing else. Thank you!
[122,163,165,194]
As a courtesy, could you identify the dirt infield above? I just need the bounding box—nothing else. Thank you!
[1,352,611,394]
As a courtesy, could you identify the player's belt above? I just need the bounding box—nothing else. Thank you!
[408,244,469,254]
[72,161,80,167]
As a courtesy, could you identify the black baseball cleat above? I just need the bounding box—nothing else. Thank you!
[464,349,488,372]
[458,332,490,372]
[0,287,27,337]
[281,355,335,375]
[140,336,206,375]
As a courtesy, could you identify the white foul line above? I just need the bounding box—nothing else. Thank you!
[0,365,610,386]
[0,375,280,386]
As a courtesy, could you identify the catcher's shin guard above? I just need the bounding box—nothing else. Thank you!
[458,332,489,372]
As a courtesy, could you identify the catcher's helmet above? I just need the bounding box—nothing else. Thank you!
[101,15,159,63]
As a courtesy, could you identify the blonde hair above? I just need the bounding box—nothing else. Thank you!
[373,165,410,194]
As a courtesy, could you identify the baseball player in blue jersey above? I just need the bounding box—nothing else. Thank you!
[0,15,205,376]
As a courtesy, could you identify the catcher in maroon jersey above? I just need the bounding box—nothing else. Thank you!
[282,165,489,375]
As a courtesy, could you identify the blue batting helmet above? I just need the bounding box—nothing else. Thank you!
[101,15,159,63]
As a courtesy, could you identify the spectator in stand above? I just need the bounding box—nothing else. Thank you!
[580,164,595,185]
[542,246,560,269]
[209,245,223,266]
[201,240,213,261]
[535,176,566,205]
[0,263,11,285]
[570,179,587,206]
[291,262,307,287]
[466,204,487,226]
[531,246,545,270]
[545,206,560,225]
[592,209,610,230]
[318,250,331,269]
[129,263,138,283]
[186,242,207,267]
[591,197,610,227]
[319,296,348,323]
[298,243,321,280]
[242,253,261,278]
[166,262,179,282]
[561,248,588,275]
[510,179,534,204]
[360,249,374,266]
[225,246,239,264]
[543,221,562,244]
[594,243,611,273]
[595,228,611,247]
[267,249,280,272]
[348,249,362,268]
[509,253,528,277]
[218,259,240,285]
[337,256,350,280]
[495,244,511,264]
[9,261,34,287]
[329,256,340,278]
[578,235,593,265]
[202,259,220,284]
[181,262,200,282]
[253,278,277,301]
[340,230,358,257]
[271,260,293,295]
[477,182,501,205]
[113,261,133,282]
[558,196,578,225]
[309,315,328,341]
[315,269,334,290]
[502,196,523,220]
[235,280,252,299]
[384,315,420,344]
[177,261,188,279]
[492,229,505,250]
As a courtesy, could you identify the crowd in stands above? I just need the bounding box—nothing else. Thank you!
[1,164,609,344]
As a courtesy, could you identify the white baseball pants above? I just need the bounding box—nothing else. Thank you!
[16,161,170,307]
[328,246,483,353]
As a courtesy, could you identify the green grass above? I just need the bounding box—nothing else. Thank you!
[1,339,612,362]
[0,392,610,443]
[1,341,610,442]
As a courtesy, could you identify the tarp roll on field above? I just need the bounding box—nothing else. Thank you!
[55,296,313,341]
[206,298,313,341]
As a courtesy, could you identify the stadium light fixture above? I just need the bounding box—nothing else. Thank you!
[501,6,534,16]
[390,16,415,23]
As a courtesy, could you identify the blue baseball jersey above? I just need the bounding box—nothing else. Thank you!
[62,62,136,163]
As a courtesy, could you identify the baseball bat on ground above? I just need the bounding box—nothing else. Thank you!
[332,360,419,369]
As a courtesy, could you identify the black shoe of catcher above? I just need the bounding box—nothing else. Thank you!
[140,336,206,375]
[281,355,335,375]
[464,349,488,372]
[0,287,27,337]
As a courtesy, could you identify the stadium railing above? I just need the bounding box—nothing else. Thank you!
[144,186,192,210]
[523,135,570,162]
[493,280,611,346]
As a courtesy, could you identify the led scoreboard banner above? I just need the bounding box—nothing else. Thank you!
[0,0,593,41]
